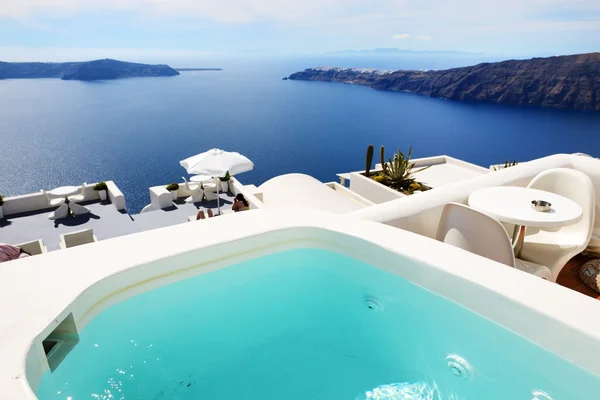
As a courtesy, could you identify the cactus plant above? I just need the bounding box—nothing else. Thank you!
[380,145,387,176]
[492,160,518,171]
[365,145,374,176]
[382,146,429,190]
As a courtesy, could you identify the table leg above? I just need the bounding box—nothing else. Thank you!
[65,197,73,218]
[513,225,527,258]
[511,225,519,245]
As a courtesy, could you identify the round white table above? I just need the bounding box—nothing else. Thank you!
[468,186,582,256]
[49,186,79,197]
[48,186,79,218]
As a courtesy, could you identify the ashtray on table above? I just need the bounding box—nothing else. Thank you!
[531,200,552,212]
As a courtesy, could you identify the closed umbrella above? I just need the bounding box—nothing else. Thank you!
[180,148,254,214]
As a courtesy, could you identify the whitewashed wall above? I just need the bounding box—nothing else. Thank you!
[2,181,126,216]
[349,172,405,204]
[351,154,600,239]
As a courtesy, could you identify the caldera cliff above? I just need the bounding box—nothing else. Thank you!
[288,53,600,111]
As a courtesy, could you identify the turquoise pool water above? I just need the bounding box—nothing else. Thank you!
[36,248,600,399]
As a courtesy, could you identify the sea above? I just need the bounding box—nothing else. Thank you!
[1,53,599,213]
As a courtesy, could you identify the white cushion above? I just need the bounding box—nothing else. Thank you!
[524,228,581,248]
[515,258,552,280]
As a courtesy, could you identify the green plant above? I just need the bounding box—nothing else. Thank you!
[0,195,4,207]
[382,146,429,190]
[93,181,108,191]
[380,145,386,175]
[493,160,518,171]
[219,171,231,182]
[365,144,374,177]
[166,182,179,191]
[373,175,386,183]
[408,182,422,193]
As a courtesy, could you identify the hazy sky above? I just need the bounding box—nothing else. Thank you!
[1,0,599,61]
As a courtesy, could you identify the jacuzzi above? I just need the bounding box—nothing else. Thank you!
[1,210,599,399]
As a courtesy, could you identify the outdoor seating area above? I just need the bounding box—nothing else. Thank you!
[1,192,237,253]
[350,153,600,297]
[44,183,94,220]
[436,202,552,280]
[1,152,599,303]
[441,168,595,282]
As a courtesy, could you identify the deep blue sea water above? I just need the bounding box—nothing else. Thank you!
[1,54,599,213]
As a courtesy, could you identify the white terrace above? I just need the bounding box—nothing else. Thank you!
[1,152,599,291]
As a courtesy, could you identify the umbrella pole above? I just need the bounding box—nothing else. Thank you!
[216,178,221,215]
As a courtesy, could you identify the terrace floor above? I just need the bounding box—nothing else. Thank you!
[4,193,600,303]
[1,194,235,252]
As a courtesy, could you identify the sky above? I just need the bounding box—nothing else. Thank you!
[0,0,599,62]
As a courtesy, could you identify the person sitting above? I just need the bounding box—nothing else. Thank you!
[232,193,250,212]
[196,208,214,220]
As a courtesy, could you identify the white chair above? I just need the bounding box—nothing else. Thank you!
[182,177,204,203]
[59,229,98,249]
[202,179,218,201]
[436,203,551,279]
[15,239,48,255]
[69,202,91,216]
[68,182,87,203]
[585,227,600,257]
[41,189,65,207]
[520,168,596,281]
[48,203,69,220]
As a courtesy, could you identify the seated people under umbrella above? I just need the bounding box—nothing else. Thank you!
[196,209,214,220]
[232,193,250,212]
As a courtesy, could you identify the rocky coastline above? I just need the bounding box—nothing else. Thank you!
[288,53,600,111]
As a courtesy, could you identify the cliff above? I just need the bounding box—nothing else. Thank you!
[288,53,600,111]
[0,59,180,81]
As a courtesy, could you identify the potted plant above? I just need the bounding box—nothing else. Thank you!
[0,194,4,219]
[219,172,231,193]
[166,183,179,200]
[93,182,108,201]
[365,145,431,195]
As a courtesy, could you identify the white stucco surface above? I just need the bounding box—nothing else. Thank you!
[2,181,126,216]
[412,162,486,188]
[353,154,600,239]
[258,173,365,213]
[1,209,600,399]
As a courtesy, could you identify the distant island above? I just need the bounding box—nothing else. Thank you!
[326,48,484,56]
[288,53,600,111]
[175,68,222,71]
[0,59,180,81]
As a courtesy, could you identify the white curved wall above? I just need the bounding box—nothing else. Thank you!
[351,154,600,238]
[258,173,365,214]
